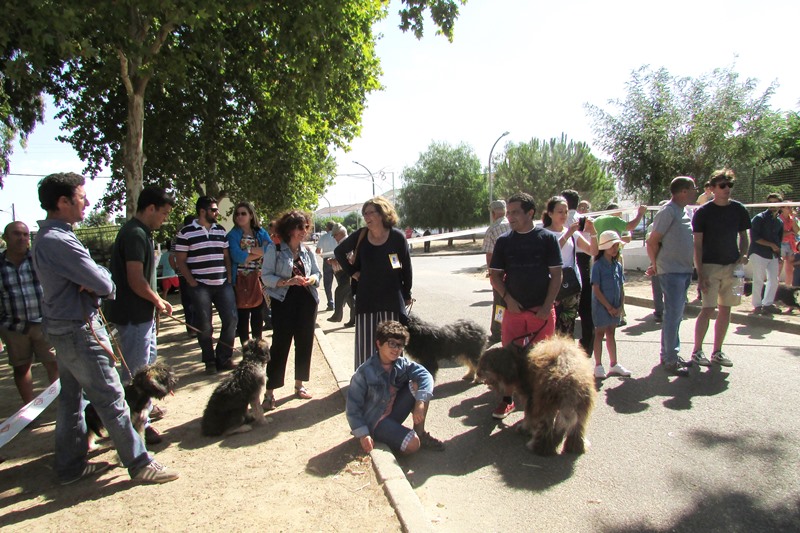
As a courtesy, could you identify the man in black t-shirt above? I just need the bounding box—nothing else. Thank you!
[690,168,751,369]
[489,192,562,419]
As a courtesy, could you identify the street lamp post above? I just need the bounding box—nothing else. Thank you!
[353,160,375,197]
[488,131,510,223]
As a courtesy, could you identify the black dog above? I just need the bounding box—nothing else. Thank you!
[404,313,487,382]
[743,281,800,312]
[86,361,177,449]
[201,338,271,436]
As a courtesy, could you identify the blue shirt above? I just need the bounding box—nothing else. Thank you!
[591,256,624,308]
[748,210,783,260]
[346,352,433,439]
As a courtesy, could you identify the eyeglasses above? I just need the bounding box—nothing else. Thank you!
[386,340,405,350]
[715,182,734,190]
[235,211,249,217]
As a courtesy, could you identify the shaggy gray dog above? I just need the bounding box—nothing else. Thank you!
[201,338,271,436]
[404,313,487,382]
[477,336,595,455]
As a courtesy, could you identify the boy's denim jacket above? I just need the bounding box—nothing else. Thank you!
[261,242,321,303]
[346,353,434,439]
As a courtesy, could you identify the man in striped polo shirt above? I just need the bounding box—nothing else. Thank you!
[174,196,238,375]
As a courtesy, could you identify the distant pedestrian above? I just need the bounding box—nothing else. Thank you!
[646,177,697,377]
[0,221,59,406]
[482,200,510,344]
[779,203,799,284]
[157,242,179,299]
[748,193,783,315]
[327,225,355,326]
[691,168,751,369]
[646,200,670,323]
[315,221,337,311]
[173,215,196,337]
[591,231,630,379]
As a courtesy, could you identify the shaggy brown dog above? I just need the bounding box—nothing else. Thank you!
[477,336,595,455]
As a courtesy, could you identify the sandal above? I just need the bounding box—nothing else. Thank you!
[294,386,312,400]
[262,395,276,411]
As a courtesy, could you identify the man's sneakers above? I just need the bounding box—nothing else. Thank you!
[607,363,632,377]
[691,350,712,367]
[145,426,163,445]
[60,461,111,485]
[663,360,690,377]
[134,461,180,484]
[419,431,446,451]
[492,400,515,419]
[710,351,733,367]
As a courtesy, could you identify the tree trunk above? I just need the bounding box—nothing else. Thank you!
[123,89,146,219]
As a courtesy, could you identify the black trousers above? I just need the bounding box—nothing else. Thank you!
[577,252,593,354]
[489,288,505,343]
[332,270,354,322]
[237,305,264,345]
[267,286,317,390]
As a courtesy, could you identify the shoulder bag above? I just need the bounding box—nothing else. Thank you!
[557,234,581,301]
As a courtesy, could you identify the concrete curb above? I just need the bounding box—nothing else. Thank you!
[625,295,800,335]
[314,327,434,533]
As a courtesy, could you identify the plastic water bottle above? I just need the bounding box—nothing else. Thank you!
[732,265,745,297]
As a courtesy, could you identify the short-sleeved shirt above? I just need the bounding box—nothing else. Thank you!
[106,218,156,325]
[591,256,624,308]
[490,228,562,309]
[652,201,694,274]
[692,201,751,265]
[593,215,628,237]
[174,220,229,286]
[0,251,44,332]
[482,217,510,254]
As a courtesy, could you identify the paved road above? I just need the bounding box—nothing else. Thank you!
[318,254,800,533]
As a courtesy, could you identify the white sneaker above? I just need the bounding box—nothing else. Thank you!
[607,363,632,377]
[594,365,606,379]
[134,461,179,484]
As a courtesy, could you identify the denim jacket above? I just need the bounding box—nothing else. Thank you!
[346,353,434,439]
[261,242,321,303]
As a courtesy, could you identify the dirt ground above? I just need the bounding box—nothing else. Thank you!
[0,300,399,532]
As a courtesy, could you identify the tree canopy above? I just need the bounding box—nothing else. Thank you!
[586,65,786,204]
[492,133,616,214]
[399,141,484,230]
[1,0,465,216]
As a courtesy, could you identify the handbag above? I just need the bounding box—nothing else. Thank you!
[234,270,263,309]
[556,234,581,301]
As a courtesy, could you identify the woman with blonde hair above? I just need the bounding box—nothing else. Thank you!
[334,197,413,370]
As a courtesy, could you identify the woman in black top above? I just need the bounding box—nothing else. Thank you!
[334,197,413,370]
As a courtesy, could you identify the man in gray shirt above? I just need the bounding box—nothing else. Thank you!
[646,176,697,377]
[33,172,178,484]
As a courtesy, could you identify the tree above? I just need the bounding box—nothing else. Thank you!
[492,134,616,214]
[586,65,786,204]
[399,141,484,232]
[1,0,465,214]
[80,208,112,228]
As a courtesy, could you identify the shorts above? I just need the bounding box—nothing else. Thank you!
[781,242,795,258]
[161,276,180,292]
[0,324,57,367]
[501,306,556,347]
[701,263,740,308]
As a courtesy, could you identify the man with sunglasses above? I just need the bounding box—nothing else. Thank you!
[174,196,238,375]
[691,169,751,368]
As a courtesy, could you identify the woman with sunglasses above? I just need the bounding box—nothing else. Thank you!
[261,209,321,409]
[226,201,272,346]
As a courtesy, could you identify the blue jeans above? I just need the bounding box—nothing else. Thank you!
[43,315,151,481]
[115,319,157,383]
[651,275,664,317]
[658,273,691,365]
[372,382,416,452]
[189,282,238,366]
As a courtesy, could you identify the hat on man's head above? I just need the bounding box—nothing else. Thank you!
[598,230,624,250]
[489,200,506,211]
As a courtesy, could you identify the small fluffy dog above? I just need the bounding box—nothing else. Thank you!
[86,361,177,448]
[404,313,487,381]
[201,338,271,436]
[477,336,595,455]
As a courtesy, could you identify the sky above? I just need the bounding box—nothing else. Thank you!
[3,0,799,231]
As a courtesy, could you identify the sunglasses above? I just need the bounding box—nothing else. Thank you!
[716,182,734,190]
[207,208,220,213]
[386,340,405,350]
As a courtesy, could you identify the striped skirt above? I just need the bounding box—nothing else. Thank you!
[354,311,401,370]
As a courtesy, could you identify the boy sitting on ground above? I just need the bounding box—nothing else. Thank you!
[346,320,445,454]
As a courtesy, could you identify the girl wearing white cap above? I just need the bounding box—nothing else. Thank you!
[591,230,631,379]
